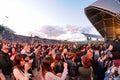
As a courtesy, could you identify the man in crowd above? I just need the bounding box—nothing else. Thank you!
[0,45,14,80]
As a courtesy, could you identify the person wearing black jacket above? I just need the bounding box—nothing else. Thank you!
[0,45,14,80]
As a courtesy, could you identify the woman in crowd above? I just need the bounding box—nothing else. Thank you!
[78,55,93,80]
[53,53,64,77]
[9,47,17,57]
[13,54,32,80]
[41,56,68,80]
[67,53,77,80]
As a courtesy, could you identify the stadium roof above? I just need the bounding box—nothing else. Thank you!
[82,33,103,39]
[85,0,120,40]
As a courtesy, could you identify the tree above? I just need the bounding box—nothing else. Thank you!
[5,27,15,34]
[0,25,5,33]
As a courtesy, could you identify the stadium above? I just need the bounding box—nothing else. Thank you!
[1,0,120,80]
[85,0,120,41]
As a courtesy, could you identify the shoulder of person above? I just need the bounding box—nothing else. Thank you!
[45,72,55,77]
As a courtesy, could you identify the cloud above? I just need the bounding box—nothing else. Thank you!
[28,25,100,40]
[56,32,86,41]
[65,25,81,33]
[27,31,47,38]
[36,25,66,37]
[65,25,94,34]
[78,26,93,34]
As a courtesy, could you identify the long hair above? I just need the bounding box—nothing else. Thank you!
[13,54,24,69]
[41,56,54,78]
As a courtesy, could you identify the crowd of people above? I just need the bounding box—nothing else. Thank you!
[0,38,120,80]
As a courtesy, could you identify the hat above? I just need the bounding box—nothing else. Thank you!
[2,45,9,49]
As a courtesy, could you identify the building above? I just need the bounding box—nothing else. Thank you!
[85,0,120,41]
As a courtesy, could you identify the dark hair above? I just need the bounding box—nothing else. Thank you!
[42,56,54,77]
[13,54,24,69]
[9,47,16,53]
[0,42,3,51]
[55,54,62,61]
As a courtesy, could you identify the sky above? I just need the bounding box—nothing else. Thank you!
[0,0,100,41]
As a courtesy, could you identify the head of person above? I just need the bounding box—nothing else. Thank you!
[13,54,25,69]
[81,55,91,68]
[62,48,68,54]
[108,44,113,51]
[11,47,16,53]
[42,56,54,71]
[41,56,54,77]
[9,47,17,55]
[69,53,76,60]
[86,49,93,59]
[1,45,10,54]
[55,54,62,61]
